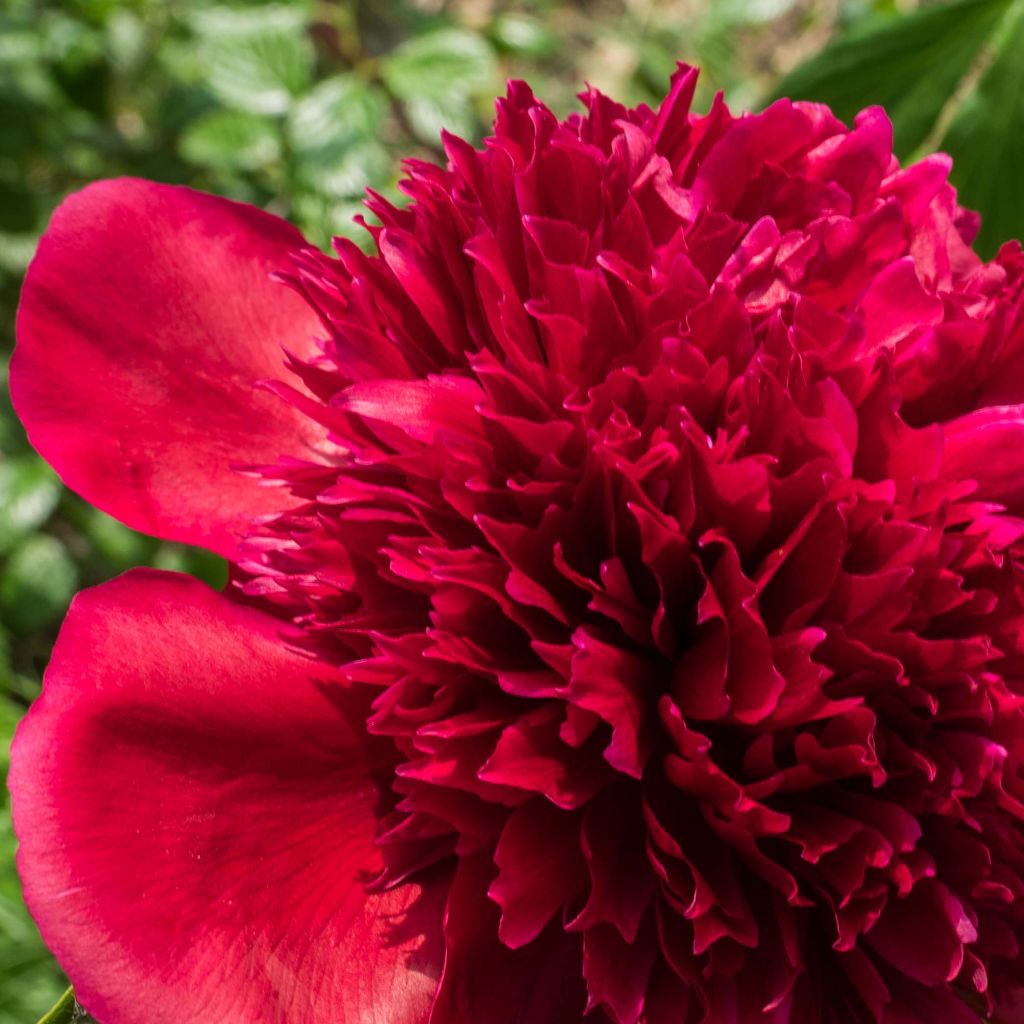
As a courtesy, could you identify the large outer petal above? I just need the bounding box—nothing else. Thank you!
[9,570,445,1024]
[11,179,322,558]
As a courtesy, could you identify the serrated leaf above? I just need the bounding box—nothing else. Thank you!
[289,75,385,153]
[0,457,61,555]
[940,1,1024,256]
[192,5,313,116]
[180,108,280,170]
[0,535,78,635]
[771,0,1014,154]
[288,75,390,195]
[382,28,497,105]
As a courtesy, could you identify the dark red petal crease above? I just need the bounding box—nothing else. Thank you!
[9,570,445,1024]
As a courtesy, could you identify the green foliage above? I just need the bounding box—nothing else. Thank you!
[34,989,89,1024]
[2,0,1024,1019]
[939,0,1024,255]
[773,0,1024,254]
[381,27,500,141]
[191,5,315,116]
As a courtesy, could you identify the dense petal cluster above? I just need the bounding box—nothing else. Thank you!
[240,67,1024,1022]
[10,65,1024,1024]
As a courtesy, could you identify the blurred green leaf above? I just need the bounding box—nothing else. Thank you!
[180,108,281,170]
[77,508,150,569]
[0,232,38,275]
[0,458,61,555]
[403,93,478,145]
[772,0,1015,154]
[289,74,385,154]
[192,5,314,116]
[0,535,78,635]
[490,14,559,58]
[0,180,36,233]
[711,0,800,27]
[940,1,1024,255]
[150,545,227,590]
[386,27,496,95]
[103,9,147,74]
[381,28,498,134]
[288,75,390,196]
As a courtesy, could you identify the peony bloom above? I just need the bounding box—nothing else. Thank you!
[11,63,1024,1023]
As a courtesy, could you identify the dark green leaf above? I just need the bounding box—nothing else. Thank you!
[940,1,1024,256]
[35,989,76,1024]
[78,507,151,568]
[0,535,78,635]
[0,179,37,232]
[35,989,93,1024]
[771,0,1014,153]
[151,545,227,590]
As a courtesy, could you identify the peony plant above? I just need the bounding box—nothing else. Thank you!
[10,66,1024,1023]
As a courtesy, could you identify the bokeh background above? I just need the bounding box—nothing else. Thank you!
[1,0,1022,1019]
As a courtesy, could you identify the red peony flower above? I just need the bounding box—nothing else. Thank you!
[10,64,1024,1024]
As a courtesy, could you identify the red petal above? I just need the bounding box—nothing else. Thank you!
[10,570,444,1024]
[942,404,1024,512]
[12,179,321,558]
[489,800,583,949]
[430,851,593,1024]
[867,880,976,988]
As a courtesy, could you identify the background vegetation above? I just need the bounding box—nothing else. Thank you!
[2,0,1023,1019]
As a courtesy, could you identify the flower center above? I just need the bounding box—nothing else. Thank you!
[242,71,1024,1022]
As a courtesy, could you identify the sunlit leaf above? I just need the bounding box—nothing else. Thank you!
[771,0,1014,153]
[940,1,1024,255]
[380,27,499,141]
[180,108,281,170]
[191,5,313,116]
[288,75,390,195]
